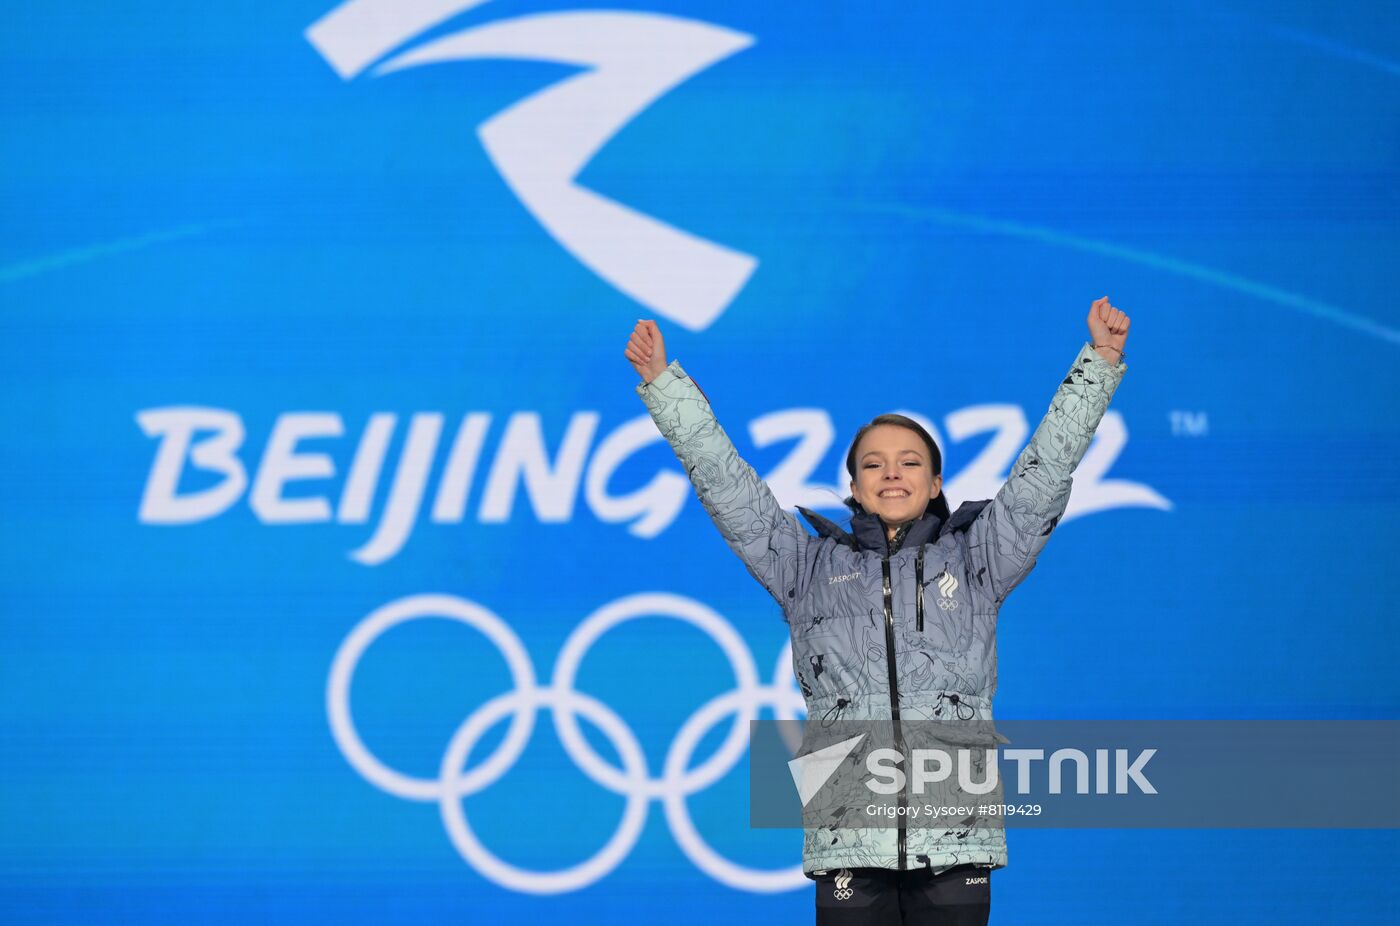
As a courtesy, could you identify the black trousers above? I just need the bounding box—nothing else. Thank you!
[813,864,991,925]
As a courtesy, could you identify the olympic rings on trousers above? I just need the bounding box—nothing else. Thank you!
[326,591,810,894]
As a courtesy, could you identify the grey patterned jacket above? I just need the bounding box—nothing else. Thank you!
[635,342,1127,875]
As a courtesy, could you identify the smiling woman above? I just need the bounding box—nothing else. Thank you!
[625,301,1130,926]
[845,418,947,545]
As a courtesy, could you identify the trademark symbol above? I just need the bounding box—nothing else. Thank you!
[1168,411,1209,436]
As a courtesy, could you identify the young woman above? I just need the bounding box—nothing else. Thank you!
[625,299,1130,925]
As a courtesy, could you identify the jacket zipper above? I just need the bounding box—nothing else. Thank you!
[881,531,908,870]
[915,546,926,632]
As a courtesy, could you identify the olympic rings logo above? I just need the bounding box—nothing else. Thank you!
[326,592,810,894]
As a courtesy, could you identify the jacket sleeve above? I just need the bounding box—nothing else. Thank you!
[963,342,1128,607]
[636,359,813,615]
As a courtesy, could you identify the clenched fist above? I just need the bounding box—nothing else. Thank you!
[624,319,669,384]
[1087,297,1130,365]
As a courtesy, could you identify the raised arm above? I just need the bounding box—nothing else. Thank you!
[626,320,813,614]
[963,298,1131,606]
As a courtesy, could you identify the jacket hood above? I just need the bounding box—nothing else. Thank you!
[795,498,993,554]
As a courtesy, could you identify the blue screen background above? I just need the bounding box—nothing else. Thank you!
[3,1,1398,922]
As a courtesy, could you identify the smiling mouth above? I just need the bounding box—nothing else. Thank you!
[878,490,909,498]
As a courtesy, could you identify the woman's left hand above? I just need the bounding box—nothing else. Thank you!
[1087,296,1130,364]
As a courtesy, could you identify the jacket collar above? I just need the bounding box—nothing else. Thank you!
[796,499,994,554]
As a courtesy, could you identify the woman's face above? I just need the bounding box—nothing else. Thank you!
[849,424,942,525]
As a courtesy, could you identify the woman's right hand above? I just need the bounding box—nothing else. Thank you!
[624,319,669,384]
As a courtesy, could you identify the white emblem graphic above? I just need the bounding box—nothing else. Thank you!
[306,0,758,330]
[328,590,809,894]
[833,868,854,900]
[787,733,867,806]
[936,570,958,598]
[935,570,959,610]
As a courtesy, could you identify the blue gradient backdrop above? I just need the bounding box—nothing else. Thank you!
[3,1,1398,922]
